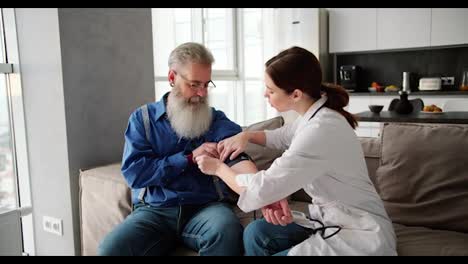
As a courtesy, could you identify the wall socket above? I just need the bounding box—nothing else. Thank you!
[441,77,455,85]
[43,216,63,236]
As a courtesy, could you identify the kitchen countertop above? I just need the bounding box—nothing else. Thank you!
[355,111,468,124]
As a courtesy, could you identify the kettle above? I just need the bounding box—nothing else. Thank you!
[395,91,413,115]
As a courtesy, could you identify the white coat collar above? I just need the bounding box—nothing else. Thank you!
[303,95,328,122]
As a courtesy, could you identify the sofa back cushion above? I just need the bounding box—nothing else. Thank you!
[79,164,131,256]
[243,116,285,171]
[375,123,468,233]
[358,137,381,191]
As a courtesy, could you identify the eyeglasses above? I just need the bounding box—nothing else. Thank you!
[173,71,216,91]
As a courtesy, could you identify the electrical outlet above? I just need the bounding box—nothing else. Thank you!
[43,216,63,236]
[441,77,455,85]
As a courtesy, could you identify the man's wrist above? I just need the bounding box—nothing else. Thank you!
[186,152,194,165]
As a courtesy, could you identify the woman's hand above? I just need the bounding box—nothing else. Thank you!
[192,142,219,162]
[195,155,223,176]
[261,198,292,226]
[218,132,249,162]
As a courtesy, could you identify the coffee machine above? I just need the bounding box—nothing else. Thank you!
[339,65,361,92]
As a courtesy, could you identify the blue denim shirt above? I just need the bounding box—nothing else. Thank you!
[121,93,242,207]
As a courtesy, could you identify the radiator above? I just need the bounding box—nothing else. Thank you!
[0,208,23,256]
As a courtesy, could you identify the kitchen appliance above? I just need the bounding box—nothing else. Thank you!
[461,69,468,91]
[339,65,361,92]
[419,77,442,91]
[402,72,411,93]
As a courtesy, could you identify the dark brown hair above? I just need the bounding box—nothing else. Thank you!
[265,46,358,129]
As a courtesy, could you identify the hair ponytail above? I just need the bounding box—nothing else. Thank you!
[321,83,358,129]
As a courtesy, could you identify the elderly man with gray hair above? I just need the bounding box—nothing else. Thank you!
[98,42,258,256]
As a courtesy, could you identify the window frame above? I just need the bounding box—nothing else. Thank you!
[0,8,35,255]
[153,8,239,80]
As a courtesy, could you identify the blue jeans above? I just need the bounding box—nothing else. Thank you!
[243,219,312,256]
[98,202,243,256]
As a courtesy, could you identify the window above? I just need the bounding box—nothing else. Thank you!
[0,8,16,212]
[0,8,34,255]
[152,8,279,126]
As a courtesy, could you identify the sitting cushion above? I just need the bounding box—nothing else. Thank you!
[375,123,468,233]
[243,116,285,170]
[393,223,468,256]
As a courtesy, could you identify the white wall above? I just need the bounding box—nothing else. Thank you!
[15,8,75,255]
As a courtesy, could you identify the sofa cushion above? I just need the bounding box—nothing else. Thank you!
[375,123,468,233]
[80,116,288,255]
[243,116,285,171]
[79,163,131,256]
[393,223,468,256]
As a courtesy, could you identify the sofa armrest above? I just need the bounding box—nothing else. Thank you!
[79,163,131,256]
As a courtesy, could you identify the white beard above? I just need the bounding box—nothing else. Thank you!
[166,89,212,139]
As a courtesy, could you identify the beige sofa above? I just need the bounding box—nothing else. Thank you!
[79,118,468,256]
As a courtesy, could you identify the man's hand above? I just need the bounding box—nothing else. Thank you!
[261,198,293,226]
[195,155,223,176]
[192,142,219,163]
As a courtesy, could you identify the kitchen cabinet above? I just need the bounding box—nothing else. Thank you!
[274,9,326,55]
[329,8,468,53]
[377,8,431,50]
[329,8,377,53]
[431,8,468,47]
[274,8,328,68]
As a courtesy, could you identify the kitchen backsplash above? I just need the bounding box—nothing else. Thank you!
[335,46,468,92]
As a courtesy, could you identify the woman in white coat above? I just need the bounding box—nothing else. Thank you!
[196,46,397,256]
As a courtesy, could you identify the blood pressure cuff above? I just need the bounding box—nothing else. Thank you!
[224,152,252,167]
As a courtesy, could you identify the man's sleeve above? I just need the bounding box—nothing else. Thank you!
[210,110,254,167]
[211,110,243,142]
[121,110,189,188]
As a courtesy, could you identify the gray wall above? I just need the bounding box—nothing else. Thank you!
[16,8,155,255]
[58,8,155,255]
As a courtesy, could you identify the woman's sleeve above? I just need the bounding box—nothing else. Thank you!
[236,125,333,212]
[264,119,299,151]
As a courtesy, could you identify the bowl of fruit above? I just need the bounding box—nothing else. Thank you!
[422,104,443,114]
[369,82,384,93]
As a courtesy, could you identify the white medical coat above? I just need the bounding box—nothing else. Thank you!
[236,96,397,256]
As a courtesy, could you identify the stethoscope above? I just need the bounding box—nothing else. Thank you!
[291,211,342,240]
[308,99,326,121]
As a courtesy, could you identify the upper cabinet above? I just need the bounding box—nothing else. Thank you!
[329,8,468,53]
[431,8,468,47]
[274,8,326,56]
[377,8,431,50]
[274,8,329,74]
[329,8,377,53]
